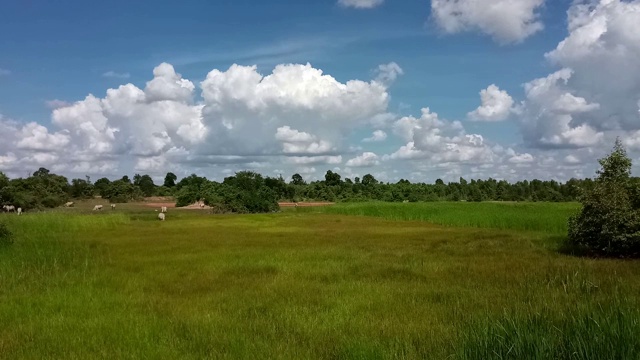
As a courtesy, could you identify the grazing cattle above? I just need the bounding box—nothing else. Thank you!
[158,213,165,221]
[93,205,103,211]
[161,206,167,213]
[64,201,74,207]
[200,203,205,209]
[111,204,116,209]
[17,208,22,215]
[3,205,15,212]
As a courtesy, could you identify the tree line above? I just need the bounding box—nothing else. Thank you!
[3,166,637,212]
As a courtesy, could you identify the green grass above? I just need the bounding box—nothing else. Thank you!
[1,203,639,359]
[305,201,580,235]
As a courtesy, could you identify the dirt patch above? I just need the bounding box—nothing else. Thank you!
[278,202,335,207]
[142,202,176,209]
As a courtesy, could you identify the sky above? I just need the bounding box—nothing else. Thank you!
[1,0,639,184]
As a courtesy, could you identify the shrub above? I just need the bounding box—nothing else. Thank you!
[567,139,640,257]
[0,222,13,247]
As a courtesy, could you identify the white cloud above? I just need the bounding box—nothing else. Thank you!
[386,108,498,164]
[431,0,545,44]
[45,99,71,109]
[102,71,131,79]
[468,84,515,121]
[362,130,387,142]
[564,154,581,164]
[346,152,380,167]
[516,0,640,151]
[0,62,390,179]
[338,0,384,9]
[508,153,534,164]
[520,69,604,148]
[374,62,404,86]
[15,123,70,151]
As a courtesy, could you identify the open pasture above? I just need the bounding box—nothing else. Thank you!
[1,202,639,359]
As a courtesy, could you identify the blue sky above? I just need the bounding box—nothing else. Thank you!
[1,0,639,183]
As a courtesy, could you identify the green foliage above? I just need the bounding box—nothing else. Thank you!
[0,168,69,209]
[218,171,280,213]
[163,172,177,188]
[133,174,156,197]
[69,177,94,199]
[0,222,13,247]
[101,179,143,203]
[93,177,111,196]
[568,139,640,257]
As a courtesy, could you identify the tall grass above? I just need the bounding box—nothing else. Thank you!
[2,210,639,359]
[308,202,580,235]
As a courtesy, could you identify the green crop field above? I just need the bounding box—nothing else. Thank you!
[1,202,639,359]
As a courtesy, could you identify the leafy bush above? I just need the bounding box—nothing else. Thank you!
[0,222,13,247]
[567,139,640,257]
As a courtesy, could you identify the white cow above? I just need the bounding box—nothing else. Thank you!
[199,203,205,209]
[158,213,166,221]
[64,201,74,207]
[161,206,167,213]
[3,205,15,212]
[17,207,22,215]
[93,205,103,211]
[111,204,116,209]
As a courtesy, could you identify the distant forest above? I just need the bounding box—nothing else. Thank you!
[4,167,639,212]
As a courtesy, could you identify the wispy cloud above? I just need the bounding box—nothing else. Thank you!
[102,70,130,79]
[45,99,71,109]
[0,68,10,76]
[338,0,384,9]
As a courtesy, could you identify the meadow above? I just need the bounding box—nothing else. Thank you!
[1,202,639,359]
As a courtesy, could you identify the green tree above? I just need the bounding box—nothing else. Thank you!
[134,174,156,197]
[163,172,177,188]
[291,173,306,186]
[568,139,640,257]
[324,170,342,186]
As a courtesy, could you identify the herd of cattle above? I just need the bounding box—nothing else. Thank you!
[1,201,208,221]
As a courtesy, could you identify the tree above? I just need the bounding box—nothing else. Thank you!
[324,170,342,186]
[568,139,640,257]
[164,172,177,188]
[94,177,111,196]
[291,173,306,186]
[134,174,156,197]
[362,174,378,187]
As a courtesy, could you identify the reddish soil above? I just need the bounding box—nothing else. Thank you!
[140,201,334,209]
[278,202,335,207]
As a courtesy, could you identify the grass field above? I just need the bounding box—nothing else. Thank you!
[1,202,639,359]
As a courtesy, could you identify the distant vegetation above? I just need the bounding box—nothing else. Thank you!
[0,167,622,213]
[1,139,638,215]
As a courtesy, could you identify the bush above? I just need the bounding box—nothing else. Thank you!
[567,139,640,257]
[0,222,13,247]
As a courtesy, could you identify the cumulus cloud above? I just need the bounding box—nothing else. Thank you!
[362,130,387,142]
[385,108,498,164]
[0,62,390,179]
[468,85,515,121]
[516,0,640,150]
[346,152,380,167]
[431,0,545,44]
[338,0,384,9]
[374,62,404,86]
[102,71,130,79]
